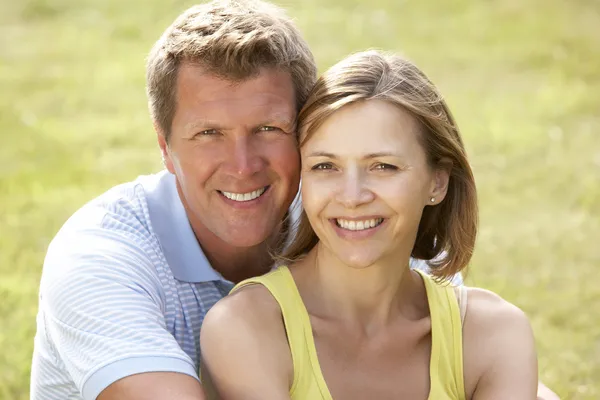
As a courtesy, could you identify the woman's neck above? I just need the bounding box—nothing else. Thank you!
[293,245,428,335]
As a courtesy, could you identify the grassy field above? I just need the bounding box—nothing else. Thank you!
[1,0,599,398]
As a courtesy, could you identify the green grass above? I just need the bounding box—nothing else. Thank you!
[1,0,599,398]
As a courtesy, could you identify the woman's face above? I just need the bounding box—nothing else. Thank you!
[300,99,448,269]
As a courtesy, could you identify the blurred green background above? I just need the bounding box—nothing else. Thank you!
[1,0,599,398]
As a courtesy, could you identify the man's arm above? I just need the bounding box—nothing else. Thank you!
[38,224,205,400]
[98,372,204,400]
[200,284,293,400]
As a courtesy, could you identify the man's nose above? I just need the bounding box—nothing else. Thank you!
[225,137,266,177]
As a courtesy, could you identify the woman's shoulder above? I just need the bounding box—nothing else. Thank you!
[202,281,284,339]
[463,286,531,331]
[200,281,294,397]
[462,287,537,397]
[205,266,294,329]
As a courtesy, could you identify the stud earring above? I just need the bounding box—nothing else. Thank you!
[430,197,435,203]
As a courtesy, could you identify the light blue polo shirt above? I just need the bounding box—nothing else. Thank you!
[30,170,234,399]
[30,170,460,399]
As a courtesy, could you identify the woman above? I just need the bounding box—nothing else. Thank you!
[200,50,538,399]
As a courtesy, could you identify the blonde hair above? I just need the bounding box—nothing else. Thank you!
[146,0,317,141]
[282,50,478,280]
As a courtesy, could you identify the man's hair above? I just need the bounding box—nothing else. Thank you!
[146,0,317,141]
[281,50,478,280]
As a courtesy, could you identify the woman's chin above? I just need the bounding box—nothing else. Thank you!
[319,241,397,270]
[335,253,381,270]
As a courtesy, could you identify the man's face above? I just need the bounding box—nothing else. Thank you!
[158,63,300,248]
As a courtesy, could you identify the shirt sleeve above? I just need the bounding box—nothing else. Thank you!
[409,257,464,286]
[40,217,199,399]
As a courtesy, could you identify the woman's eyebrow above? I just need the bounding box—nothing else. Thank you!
[306,151,400,159]
[364,151,398,159]
[305,151,337,158]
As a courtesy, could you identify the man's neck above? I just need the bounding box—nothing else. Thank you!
[192,219,284,283]
[175,182,282,283]
[200,239,274,283]
[186,214,276,282]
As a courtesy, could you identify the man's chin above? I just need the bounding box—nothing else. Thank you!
[223,236,270,248]
[218,226,275,248]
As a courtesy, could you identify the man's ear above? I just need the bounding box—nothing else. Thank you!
[154,122,176,174]
[428,158,452,206]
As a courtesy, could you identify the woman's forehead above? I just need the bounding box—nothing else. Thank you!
[300,100,423,157]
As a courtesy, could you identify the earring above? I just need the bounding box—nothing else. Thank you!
[430,197,435,203]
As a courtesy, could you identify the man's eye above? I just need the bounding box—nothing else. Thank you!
[196,129,218,136]
[311,163,334,171]
[258,126,280,132]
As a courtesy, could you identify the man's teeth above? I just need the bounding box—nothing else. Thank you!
[221,187,267,202]
[336,218,383,231]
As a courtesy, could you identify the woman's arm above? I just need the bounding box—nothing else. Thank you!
[200,285,293,400]
[463,288,538,400]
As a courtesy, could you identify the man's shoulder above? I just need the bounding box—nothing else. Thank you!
[410,257,464,286]
[41,172,174,285]
[66,172,160,226]
[52,171,175,244]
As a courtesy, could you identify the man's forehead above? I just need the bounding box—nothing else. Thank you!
[178,63,295,101]
[175,64,297,128]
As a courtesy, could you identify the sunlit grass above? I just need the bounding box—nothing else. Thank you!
[1,0,598,398]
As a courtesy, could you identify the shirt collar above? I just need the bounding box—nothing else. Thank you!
[143,170,228,283]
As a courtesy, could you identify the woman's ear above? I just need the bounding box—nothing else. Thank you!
[428,159,452,206]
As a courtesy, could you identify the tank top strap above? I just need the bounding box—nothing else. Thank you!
[231,266,331,399]
[414,269,466,400]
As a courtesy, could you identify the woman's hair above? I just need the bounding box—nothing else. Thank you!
[280,50,478,280]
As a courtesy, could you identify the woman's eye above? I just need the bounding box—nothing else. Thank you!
[311,162,334,171]
[374,163,398,171]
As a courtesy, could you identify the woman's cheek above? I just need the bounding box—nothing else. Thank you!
[301,176,332,213]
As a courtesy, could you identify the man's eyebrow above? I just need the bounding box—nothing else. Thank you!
[261,115,296,129]
[184,119,223,131]
[184,116,296,131]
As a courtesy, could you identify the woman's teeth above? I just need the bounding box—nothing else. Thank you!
[221,187,267,202]
[335,218,384,231]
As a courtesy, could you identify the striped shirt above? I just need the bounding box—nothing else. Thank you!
[30,170,459,399]
[30,171,234,399]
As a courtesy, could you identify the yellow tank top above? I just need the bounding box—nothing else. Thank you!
[231,266,466,400]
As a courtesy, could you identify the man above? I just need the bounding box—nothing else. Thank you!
[31,1,314,398]
[30,0,558,399]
